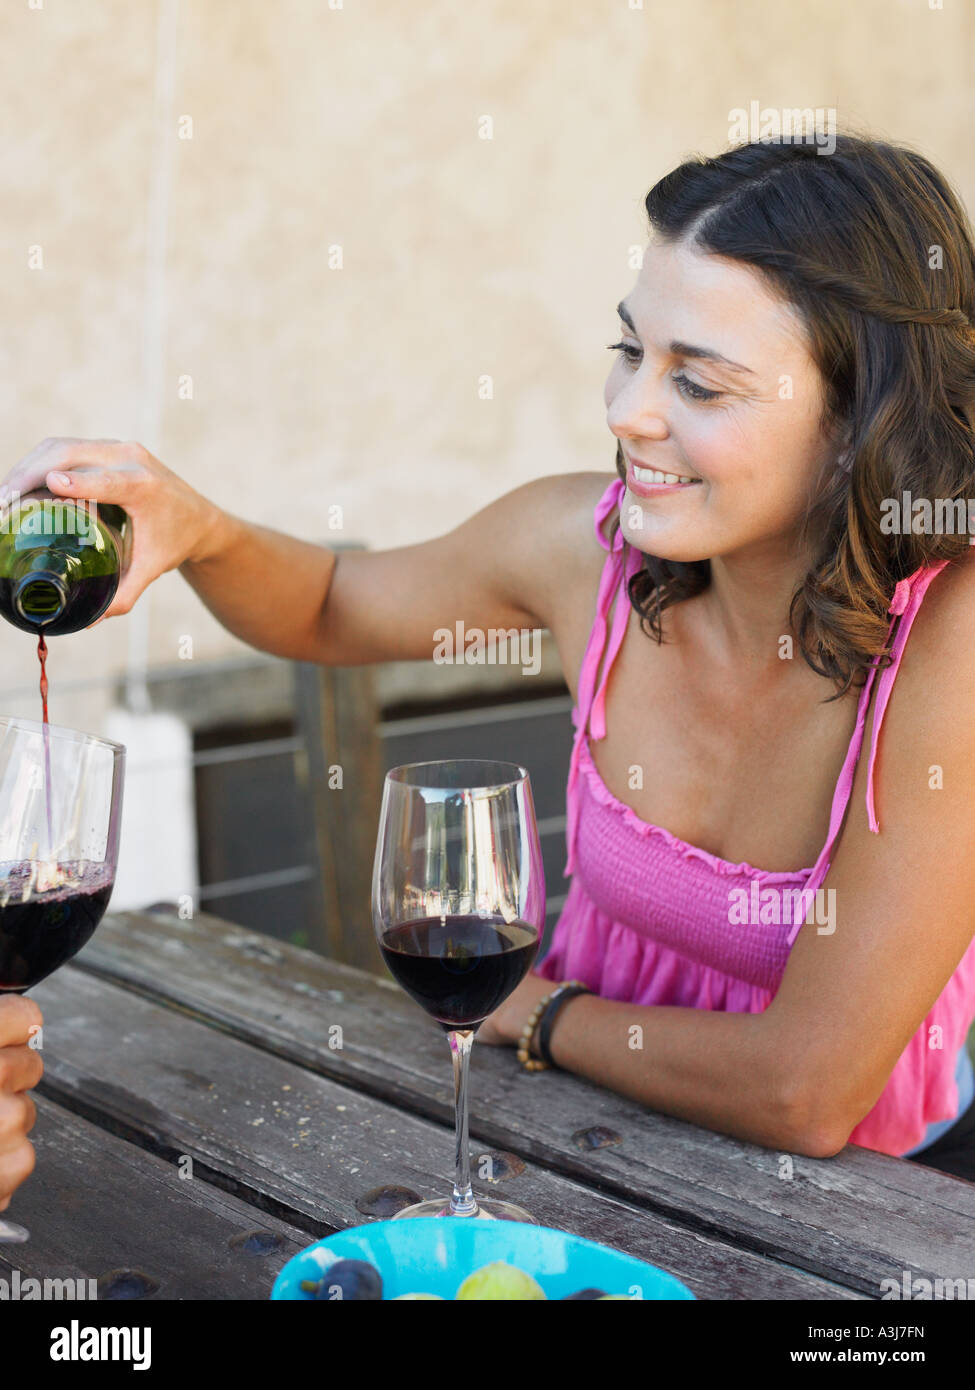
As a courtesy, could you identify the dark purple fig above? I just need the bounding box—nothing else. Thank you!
[313,1258,383,1301]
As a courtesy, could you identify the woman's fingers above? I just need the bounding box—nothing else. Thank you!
[43,460,148,507]
[0,441,158,622]
[0,438,126,504]
[1,436,220,629]
[89,554,161,623]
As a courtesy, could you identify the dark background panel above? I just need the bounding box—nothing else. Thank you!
[181,687,576,958]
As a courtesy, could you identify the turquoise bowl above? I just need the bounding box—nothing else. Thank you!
[271,1217,696,1300]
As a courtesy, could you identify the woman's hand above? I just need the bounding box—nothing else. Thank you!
[0,996,43,1212]
[476,972,554,1048]
[0,438,226,623]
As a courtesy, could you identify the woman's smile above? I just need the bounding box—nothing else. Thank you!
[625,454,703,497]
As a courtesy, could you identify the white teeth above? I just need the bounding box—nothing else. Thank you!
[633,465,698,485]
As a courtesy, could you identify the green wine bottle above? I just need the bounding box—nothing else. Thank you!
[0,486,131,635]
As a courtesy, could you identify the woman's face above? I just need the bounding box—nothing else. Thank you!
[605,233,841,565]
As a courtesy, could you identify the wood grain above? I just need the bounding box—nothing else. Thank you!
[0,1097,311,1299]
[63,908,975,1298]
[30,963,860,1300]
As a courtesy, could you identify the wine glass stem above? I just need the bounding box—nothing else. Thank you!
[448,1029,477,1216]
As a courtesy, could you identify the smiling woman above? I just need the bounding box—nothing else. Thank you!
[604,137,975,681]
[5,131,975,1178]
[513,132,975,1171]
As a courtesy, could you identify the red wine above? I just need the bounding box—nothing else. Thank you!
[0,860,115,993]
[37,633,50,725]
[379,914,538,1030]
[37,633,54,855]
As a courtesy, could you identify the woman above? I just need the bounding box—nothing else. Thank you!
[5,132,975,1173]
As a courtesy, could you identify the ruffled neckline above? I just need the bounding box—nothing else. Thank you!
[576,735,816,883]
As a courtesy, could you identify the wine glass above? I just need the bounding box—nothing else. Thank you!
[373,759,545,1222]
[0,716,125,1242]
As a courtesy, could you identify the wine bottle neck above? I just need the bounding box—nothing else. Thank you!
[12,571,68,626]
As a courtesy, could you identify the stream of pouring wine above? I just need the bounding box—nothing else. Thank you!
[37,633,54,861]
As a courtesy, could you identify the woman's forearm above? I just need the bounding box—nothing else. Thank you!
[179,508,338,662]
[543,994,833,1155]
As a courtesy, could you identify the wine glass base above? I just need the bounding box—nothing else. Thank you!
[0,1220,30,1243]
[392,1197,536,1223]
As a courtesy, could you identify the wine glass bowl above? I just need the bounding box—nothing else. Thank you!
[373,759,545,1221]
[0,717,125,990]
[0,715,125,1241]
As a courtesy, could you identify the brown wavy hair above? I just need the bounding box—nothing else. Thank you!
[612,131,975,699]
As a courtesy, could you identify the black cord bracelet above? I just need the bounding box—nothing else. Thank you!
[536,985,590,1067]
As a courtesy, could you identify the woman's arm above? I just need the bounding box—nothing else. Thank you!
[484,551,975,1158]
[179,477,563,665]
[485,972,804,1149]
[759,549,975,1147]
[0,439,597,663]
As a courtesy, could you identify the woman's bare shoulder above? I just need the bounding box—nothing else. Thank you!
[518,470,620,621]
[527,469,620,558]
[883,542,975,727]
[908,541,975,647]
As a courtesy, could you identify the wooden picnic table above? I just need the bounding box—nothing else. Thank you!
[4,906,975,1301]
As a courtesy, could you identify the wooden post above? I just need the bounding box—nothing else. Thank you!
[292,542,385,973]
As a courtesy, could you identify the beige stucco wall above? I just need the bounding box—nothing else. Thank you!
[1,0,972,734]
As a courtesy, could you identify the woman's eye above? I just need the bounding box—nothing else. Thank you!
[606,343,721,402]
[606,339,642,365]
[672,371,721,402]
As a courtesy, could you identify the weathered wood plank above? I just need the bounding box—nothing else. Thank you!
[30,966,861,1300]
[292,655,385,973]
[0,1097,312,1300]
[67,909,975,1298]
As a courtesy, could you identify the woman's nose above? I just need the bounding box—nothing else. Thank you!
[606,386,670,443]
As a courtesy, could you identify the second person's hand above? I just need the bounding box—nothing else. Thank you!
[0,995,43,1213]
[0,438,227,623]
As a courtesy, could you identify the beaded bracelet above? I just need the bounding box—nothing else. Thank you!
[517,980,588,1072]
